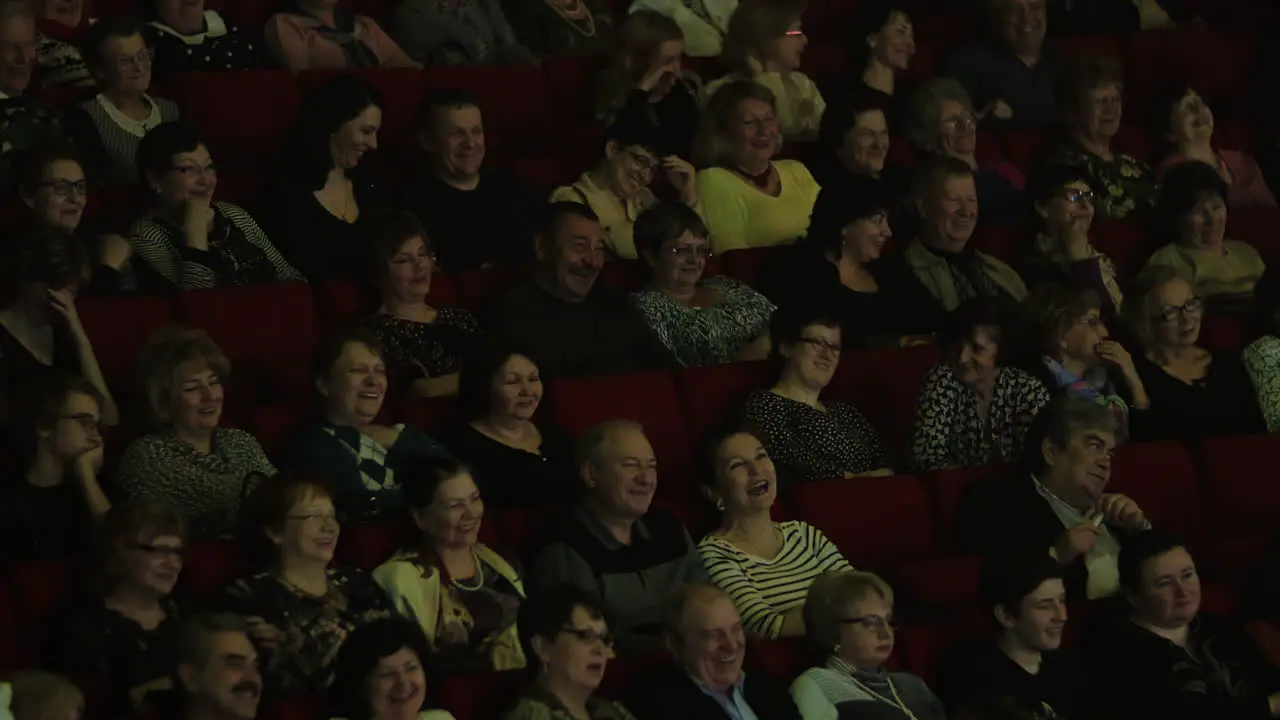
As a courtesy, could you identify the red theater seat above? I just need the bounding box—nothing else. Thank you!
[168,71,299,144]
[923,464,1010,545]
[181,538,245,603]
[298,68,427,148]
[543,55,608,127]
[676,361,772,439]
[455,265,527,311]
[315,280,375,327]
[394,396,464,437]
[1228,207,1280,265]
[1198,434,1280,534]
[492,505,557,555]
[746,638,809,681]
[720,247,783,287]
[438,670,528,719]
[1109,441,1204,536]
[788,475,935,567]
[897,614,991,686]
[77,294,174,396]
[424,66,553,157]
[338,520,414,571]
[828,345,941,450]
[896,554,984,613]
[1092,218,1151,278]
[8,557,79,666]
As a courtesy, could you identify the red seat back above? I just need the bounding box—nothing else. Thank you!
[787,475,936,567]
[1109,441,1204,536]
[76,294,174,398]
[676,361,773,440]
[1197,434,1280,534]
[828,345,941,450]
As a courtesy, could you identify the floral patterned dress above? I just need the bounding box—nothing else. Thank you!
[1047,141,1157,220]
[630,277,774,366]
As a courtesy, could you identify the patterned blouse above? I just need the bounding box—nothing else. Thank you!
[1046,141,1157,220]
[1244,334,1280,433]
[362,308,480,390]
[117,428,276,540]
[630,277,774,367]
[743,390,889,483]
[909,363,1051,472]
[220,567,392,695]
[506,684,637,720]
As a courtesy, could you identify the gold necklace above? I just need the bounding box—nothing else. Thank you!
[544,0,597,38]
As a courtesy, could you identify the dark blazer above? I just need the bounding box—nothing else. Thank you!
[626,663,802,720]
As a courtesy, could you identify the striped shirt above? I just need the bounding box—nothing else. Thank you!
[699,520,851,639]
[78,93,180,183]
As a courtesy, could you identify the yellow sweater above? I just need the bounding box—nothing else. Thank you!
[1143,240,1265,299]
[696,160,820,253]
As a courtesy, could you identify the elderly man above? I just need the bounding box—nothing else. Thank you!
[628,583,801,719]
[175,614,262,720]
[530,419,705,651]
[957,396,1153,601]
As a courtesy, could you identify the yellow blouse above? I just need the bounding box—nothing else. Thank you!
[696,160,820,253]
[1143,239,1266,299]
[549,173,658,260]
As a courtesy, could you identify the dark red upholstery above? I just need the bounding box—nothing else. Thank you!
[787,475,936,567]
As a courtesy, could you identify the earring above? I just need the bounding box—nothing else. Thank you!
[714,499,725,512]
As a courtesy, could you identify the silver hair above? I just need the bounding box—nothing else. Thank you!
[908,77,976,154]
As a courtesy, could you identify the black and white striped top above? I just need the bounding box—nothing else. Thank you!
[699,520,851,639]
[78,93,179,183]
[129,201,305,290]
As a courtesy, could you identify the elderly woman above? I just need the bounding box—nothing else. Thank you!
[373,457,525,673]
[1144,161,1266,308]
[507,584,636,720]
[0,377,110,563]
[266,0,417,69]
[447,342,576,509]
[630,202,772,365]
[697,424,851,639]
[827,2,915,129]
[1047,54,1156,220]
[391,0,532,65]
[145,0,268,72]
[361,210,478,398]
[51,501,186,715]
[2,672,84,720]
[743,305,892,483]
[33,0,92,87]
[1084,531,1280,718]
[131,123,304,291]
[1245,267,1280,432]
[221,473,392,695]
[792,570,946,719]
[118,327,275,539]
[908,78,1026,223]
[594,11,703,156]
[706,0,822,141]
[1123,265,1264,441]
[1024,164,1124,317]
[815,90,894,189]
[764,175,944,348]
[551,118,700,261]
[282,327,449,519]
[1153,84,1275,209]
[694,80,821,254]
[73,19,179,184]
[910,298,1050,472]
[327,617,457,720]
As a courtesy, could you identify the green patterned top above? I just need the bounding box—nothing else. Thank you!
[1047,141,1157,220]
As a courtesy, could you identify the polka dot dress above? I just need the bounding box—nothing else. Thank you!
[743,389,889,483]
[145,11,271,73]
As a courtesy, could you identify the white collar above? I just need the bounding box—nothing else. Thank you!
[146,10,228,44]
[95,93,163,136]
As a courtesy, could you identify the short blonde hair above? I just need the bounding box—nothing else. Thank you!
[722,0,807,76]
[89,500,187,596]
[135,326,231,428]
[803,570,894,654]
[4,672,84,720]
[1122,264,1193,352]
[694,79,777,168]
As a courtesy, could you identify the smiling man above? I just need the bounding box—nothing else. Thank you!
[175,614,262,720]
[957,396,1152,601]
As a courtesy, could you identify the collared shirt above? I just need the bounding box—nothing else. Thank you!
[576,501,652,548]
[1034,476,1121,599]
[694,673,759,720]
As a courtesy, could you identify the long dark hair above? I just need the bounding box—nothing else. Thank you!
[285,75,384,191]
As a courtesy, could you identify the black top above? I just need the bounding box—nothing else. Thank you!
[1083,612,1280,720]
[504,0,615,57]
[361,308,480,392]
[268,170,380,281]
[1046,0,1190,36]
[0,479,93,564]
[444,422,578,509]
[145,15,271,74]
[607,79,702,158]
[1130,350,1265,442]
[822,78,917,133]
[0,322,80,425]
[399,168,541,273]
[484,277,677,379]
[626,663,802,720]
[941,40,1067,131]
[936,642,1101,720]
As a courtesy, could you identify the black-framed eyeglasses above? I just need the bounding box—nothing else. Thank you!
[1063,188,1095,205]
[40,180,88,197]
[561,626,615,648]
[800,337,843,354]
[840,615,897,633]
[626,150,658,173]
[287,511,344,525]
[942,113,977,131]
[670,245,713,260]
[59,413,102,433]
[114,47,153,70]
[132,542,185,558]
[1153,297,1204,324]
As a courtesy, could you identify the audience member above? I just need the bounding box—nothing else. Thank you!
[631,202,773,365]
[326,617,457,720]
[792,570,946,719]
[708,0,823,140]
[697,424,851,639]
[744,306,893,482]
[814,90,895,189]
[399,88,541,272]
[447,342,577,509]
[826,2,915,130]
[265,0,416,69]
[51,501,187,715]
[505,0,614,57]
[221,473,392,695]
[1,672,84,720]
[529,420,707,651]
[1153,84,1275,209]
[1244,266,1280,431]
[485,202,677,378]
[373,457,526,673]
[283,327,450,519]
[0,376,110,562]
[75,18,179,184]
[1046,53,1155,220]
[694,80,821,253]
[173,614,262,720]
[507,584,635,720]
[626,0,732,57]
[1123,265,1265,440]
[551,117,700,261]
[910,298,1049,471]
[361,210,479,399]
[145,0,268,72]
[957,396,1151,600]
[594,11,703,156]
[627,584,803,719]
[118,327,275,540]
[131,123,303,290]
[33,0,92,87]
[1084,530,1280,718]
[391,0,532,66]
[1145,160,1266,307]
[1048,0,1183,35]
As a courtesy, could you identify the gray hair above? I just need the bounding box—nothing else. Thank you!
[176,614,251,672]
[661,583,733,638]
[908,77,975,154]
[1029,396,1122,475]
[573,418,646,477]
[803,570,894,655]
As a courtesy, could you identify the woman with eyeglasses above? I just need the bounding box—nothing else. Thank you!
[220,473,392,695]
[51,501,187,716]
[629,202,772,366]
[373,457,525,673]
[361,210,478,399]
[507,584,636,720]
[1123,265,1263,441]
[743,305,892,483]
[792,569,945,720]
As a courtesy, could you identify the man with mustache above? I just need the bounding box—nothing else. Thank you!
[175,614,262,720]
[486,202,677,378]
[956,396,1153,601]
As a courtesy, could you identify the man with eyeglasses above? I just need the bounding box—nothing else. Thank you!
[957,396,1153,602]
